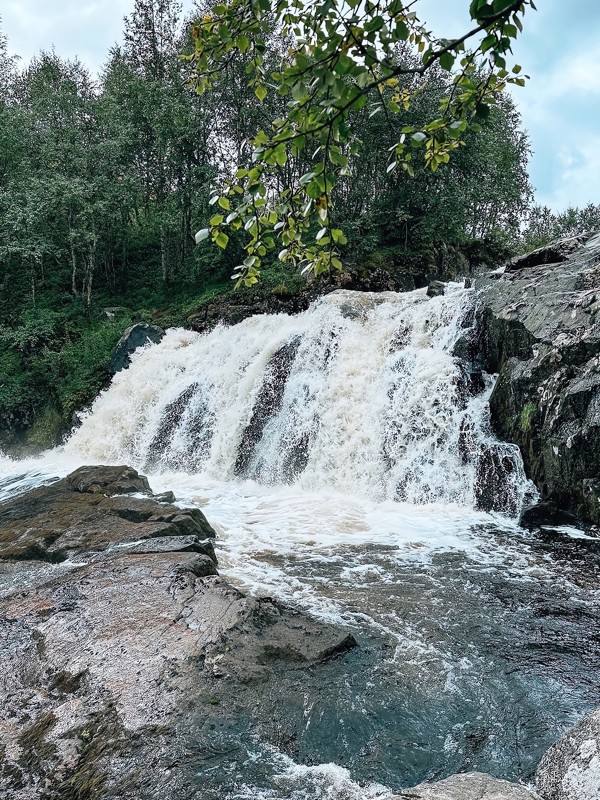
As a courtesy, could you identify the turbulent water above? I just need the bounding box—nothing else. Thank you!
[2,284,600,798]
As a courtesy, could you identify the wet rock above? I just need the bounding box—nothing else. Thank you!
[235,337,302,477]
[109,322,165,374]
[478,230,600,524]
[128,535,216,561]
[520,501,578,529]
[475,444,520,516]
[187,268,417,334]
[427,280,446,298]
[0,467,216,562]
[536,708,600,800]
[66,464,151,495]
[0,467,358,798]
[188,294,310,333]
[395,772,538,799]
[154,490,176,503]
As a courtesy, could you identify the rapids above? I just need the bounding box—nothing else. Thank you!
[1,284,599,798]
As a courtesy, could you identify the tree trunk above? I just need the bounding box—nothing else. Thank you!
[70,240,78,295]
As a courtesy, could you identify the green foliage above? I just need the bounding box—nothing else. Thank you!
[190,0,535,282]
[0,3,536,445]
[27,406,64,449]
[520,401,536,433]
[519,203,600,252]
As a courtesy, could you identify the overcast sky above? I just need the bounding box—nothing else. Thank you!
[2,0,599,212]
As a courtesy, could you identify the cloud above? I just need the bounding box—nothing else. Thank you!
[2,0,132,73]
[512,36,600,209]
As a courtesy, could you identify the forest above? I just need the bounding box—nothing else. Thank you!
[0,0,598,447]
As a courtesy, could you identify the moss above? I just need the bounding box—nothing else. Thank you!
[26,406,65,449]
[520,401,537,433]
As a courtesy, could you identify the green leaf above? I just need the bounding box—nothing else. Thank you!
[215,231,229,249]
[255,84,268,102]
[331,229,347,245]
[236,33,250,53]
[439,52,455,71]
[218,196,230,210]
[209,214,224,226]
[328,148,348,167]
[274,144,287,166]
[492,0,518,11]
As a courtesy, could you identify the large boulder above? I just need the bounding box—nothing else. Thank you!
[394,771,538,799]
[0,465,216,562]
[426,279,446,298]
[536,709,600,800]
[109,322,165,373]
[478,231,600,524]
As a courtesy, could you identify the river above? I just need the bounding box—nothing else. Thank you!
[1,285,599,798]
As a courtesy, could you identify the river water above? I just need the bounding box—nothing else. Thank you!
[1,285,599,798]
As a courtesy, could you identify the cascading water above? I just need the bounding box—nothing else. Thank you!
[2,284,600,799]
[65,285,531,513]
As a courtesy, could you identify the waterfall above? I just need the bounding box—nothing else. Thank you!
[65,285,532,514]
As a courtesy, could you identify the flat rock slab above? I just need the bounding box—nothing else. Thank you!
[536,708,600,800]
[395,771,538,799]
[0,466,358,798]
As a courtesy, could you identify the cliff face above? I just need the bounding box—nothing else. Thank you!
[477,232,600,524]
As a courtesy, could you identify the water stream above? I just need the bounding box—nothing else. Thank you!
[1,285,599,798]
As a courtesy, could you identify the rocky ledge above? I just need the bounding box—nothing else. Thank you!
[474,231,600,525]
[186,265,416,334]
[0,465,357,798]
[393,772,537,799]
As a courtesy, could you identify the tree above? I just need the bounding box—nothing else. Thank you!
[328,54,531,263]
[190,0,535,284]
[520,203,600,252]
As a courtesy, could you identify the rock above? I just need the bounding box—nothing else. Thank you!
[506,235,588,272]
[187,268,418,334]
[109,323,165,374]
[235,337,302,476]
[474,444,520,516]
[127,534,216,561]
[520,501,578,528]
[394,771,538,799]
[0,466,358,798]
[427,280,446,298]
[154,490,176,503]
[101,306,130,320]
[66,464,151,495]
[478,230,600,524]
[188,294,311,334]
[0,466,216,562]
[536,708,600,800]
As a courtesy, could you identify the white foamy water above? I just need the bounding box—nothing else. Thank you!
[63,284,532,511]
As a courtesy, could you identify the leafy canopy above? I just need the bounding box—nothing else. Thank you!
[190,0,535,285]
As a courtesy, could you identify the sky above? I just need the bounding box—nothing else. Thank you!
[2,0,599,212]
